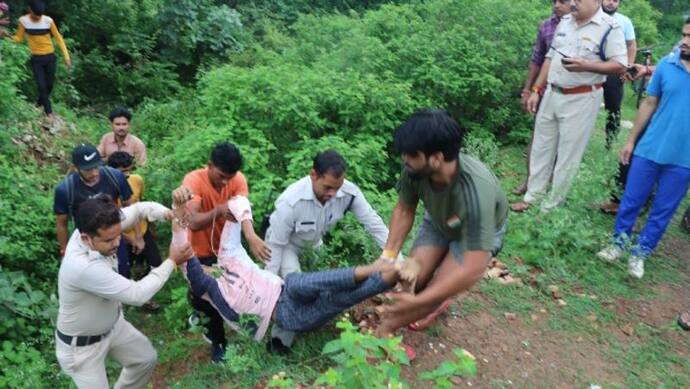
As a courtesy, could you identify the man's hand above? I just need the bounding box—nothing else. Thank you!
[519,90,531,112]
[172,186,193,207]
[169,242,194,266]
[213,202,230,220]
[131,235,145,255]
[623,64,649,82]
[562,57,590,73]
[379,292,420,316]
[620,141,635,165]
[247,235,271,262]
[526,92,541,114]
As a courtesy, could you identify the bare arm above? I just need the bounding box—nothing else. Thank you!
[241,218,271,262]
[187,200,224,231]
[56,214,69,257]
[620,96,659,165]
[522,62,542,91]
[626,40,637,66]
[526,58,551,114]
[381,200,417,258]
[415,251,488,306]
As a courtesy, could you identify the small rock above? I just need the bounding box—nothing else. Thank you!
[587,314,597,322]
[557,299,568,307]
[548,285,562,299]
[504,312,517,321]
[451,376,463,385]
[621,120,634,129]
[540,308,547,313]
[530,314,539,321]
[621,323,635,336]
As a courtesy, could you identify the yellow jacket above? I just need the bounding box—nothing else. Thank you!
[12,14,70,61]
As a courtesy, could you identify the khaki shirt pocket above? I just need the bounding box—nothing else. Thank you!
[577,38,601,61]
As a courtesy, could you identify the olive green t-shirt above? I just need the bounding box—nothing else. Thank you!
[398,153,508,253]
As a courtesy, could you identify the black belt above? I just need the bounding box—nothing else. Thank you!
[56,329,110,347]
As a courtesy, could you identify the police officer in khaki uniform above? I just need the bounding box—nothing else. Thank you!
[512,0,627,212]
[265,150,389,352]
[55,195,193,388]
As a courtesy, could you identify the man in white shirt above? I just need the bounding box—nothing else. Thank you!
[55,194,193,388]
[264,150,390,352]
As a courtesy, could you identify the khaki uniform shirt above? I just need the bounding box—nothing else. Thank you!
[57,202,174,336]
[266,176,389,259]
[546,8,627,88]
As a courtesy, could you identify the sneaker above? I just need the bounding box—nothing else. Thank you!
[628,256,645,279]
[596,245,623,263]
[211,342,226,363]
[266,337,291,355]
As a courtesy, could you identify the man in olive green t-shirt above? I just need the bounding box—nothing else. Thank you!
[376,109,508,344]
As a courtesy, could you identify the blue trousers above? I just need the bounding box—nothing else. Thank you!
[614,156,690,258]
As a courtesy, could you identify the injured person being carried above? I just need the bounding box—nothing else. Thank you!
[171,188,415,343]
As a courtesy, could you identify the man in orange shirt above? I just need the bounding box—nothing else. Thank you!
[182,142,270,362]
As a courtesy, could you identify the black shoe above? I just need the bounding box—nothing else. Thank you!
[211,342,226,363]
[266,337,291,355]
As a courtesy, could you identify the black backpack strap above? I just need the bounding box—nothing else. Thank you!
[66,173,75,219]
[344,194,356,215]
[101,166,122,199]
[599,24,614,61]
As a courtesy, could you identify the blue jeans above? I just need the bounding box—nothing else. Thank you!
[614,156,690,258]
[275,268,392,332]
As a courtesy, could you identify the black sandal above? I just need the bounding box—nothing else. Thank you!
[677,309,690,331]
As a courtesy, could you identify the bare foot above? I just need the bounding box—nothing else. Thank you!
[510,201,531,212]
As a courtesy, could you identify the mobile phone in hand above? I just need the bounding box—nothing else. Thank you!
[626,66,638,77]
[561,57,573,65]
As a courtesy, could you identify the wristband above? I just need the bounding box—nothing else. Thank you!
[531,85,543,94]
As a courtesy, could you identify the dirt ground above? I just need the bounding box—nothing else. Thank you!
[150,232,690,388]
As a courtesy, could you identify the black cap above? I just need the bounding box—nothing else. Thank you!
[72,144,103,170]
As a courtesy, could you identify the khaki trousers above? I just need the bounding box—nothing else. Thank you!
[524,87,603,210]
[55,314,157,389]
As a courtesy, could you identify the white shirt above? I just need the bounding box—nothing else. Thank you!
[546,8,628,88]
[266,176,388,257]
[56,202,175,336]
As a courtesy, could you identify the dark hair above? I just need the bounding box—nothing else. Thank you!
[108,106,132,122]
[28,0,45,15]
[313,150,347,177]
[210,142,243,174]
[75,195,121,236]
[107,151,134,169]
[686,16,690,24]
[393,109,464,161]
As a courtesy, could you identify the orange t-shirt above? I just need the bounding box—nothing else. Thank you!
[182,168,249,258]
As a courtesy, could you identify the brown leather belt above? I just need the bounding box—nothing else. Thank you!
[550,83,604,95]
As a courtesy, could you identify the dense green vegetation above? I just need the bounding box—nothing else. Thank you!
[1,0,688,387]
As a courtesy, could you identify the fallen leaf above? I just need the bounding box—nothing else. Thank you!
[587,314,597,322]
[557,299,567,307]
[530,314,539,321]
[451,376,463,385]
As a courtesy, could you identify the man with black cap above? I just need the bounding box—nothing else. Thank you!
[54,144,133,267]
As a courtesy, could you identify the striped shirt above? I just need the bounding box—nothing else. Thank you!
[12,14,70,60]
[398,153,508,253]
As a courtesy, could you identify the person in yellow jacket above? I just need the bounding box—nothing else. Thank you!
[8,0,71,120]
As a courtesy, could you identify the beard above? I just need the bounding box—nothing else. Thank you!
[405,165,433,181]
[602,6,618,15]
[681,50,690,61]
